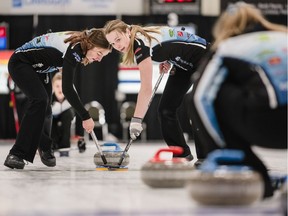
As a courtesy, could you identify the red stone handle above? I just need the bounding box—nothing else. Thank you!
[151,146,183,162]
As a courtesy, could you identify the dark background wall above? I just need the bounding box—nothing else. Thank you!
[0,13,286,139]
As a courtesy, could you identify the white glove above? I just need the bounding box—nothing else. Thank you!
[129,117,143,140]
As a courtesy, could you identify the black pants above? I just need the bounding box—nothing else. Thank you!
[188,81,287,198]
[8,53,53,162]
[158,68,193,157]
[51,109,74,149]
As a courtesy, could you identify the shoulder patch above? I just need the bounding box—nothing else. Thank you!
[72,52,81,62]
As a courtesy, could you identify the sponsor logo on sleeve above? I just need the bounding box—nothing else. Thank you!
[32,63,44,68]
[36,37,41,43]
[177,31,183,37]
[169,29,174,37]
[268,56,281,65]
[73,52,81,62]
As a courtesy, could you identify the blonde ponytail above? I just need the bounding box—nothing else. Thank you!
[212,2,288,50]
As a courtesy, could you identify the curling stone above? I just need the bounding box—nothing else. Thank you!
[187,149,264,206]
[141,146,194,188]
[94,142,129,167]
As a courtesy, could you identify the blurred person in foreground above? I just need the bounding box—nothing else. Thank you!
[188,1,287,199]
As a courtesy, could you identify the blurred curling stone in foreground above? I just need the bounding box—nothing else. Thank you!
[141,146,195,188]
[187,149,264,205]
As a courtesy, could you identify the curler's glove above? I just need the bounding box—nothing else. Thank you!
[129,117,143,140]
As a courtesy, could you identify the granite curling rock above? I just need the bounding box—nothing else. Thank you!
[141,146,195,188]
[187,149,264,206]
[94,142,129,167]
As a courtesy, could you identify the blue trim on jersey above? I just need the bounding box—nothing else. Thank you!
[194,56,227,147]
[194,31,287,147]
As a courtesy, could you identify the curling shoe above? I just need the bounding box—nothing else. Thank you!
[173,154,194,161]
[77,138,86,153]
[4,154,25,169]
[39,149,56,167]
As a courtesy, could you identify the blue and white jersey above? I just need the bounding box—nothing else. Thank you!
[15,31,69,55]
[133,26,208,71]
[15,31,71,73]
[11,31,88,120]
[193,31,288,147]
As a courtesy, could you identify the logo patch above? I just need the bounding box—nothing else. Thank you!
[32,63,44,68]
[177,31,183,37]
[73,52,81,62]
[169,29,174,37]
[36,37,41,43]
[269,57,281,65]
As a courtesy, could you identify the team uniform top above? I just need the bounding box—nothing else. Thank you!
[15,32,70,73]
[14,31,90,120]
[133,27,208,71]
[193,31,287,147]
